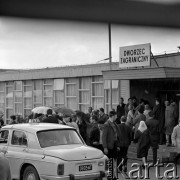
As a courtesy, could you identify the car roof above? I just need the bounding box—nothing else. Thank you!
[1,123,74,133]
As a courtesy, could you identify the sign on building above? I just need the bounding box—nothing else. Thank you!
[119,43,151,68]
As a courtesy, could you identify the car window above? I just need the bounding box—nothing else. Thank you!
[0,130,9,144]
[37,129,83,148]
[11,130,28,146]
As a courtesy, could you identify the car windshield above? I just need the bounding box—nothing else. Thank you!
[37,129,83,148]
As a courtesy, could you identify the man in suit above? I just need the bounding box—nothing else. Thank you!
[146,111,160,165]
[116,97,126,124]
[89,115,100,149]
[43,109,59,124]
[102,111,120,158]
[99,108,108,124]
[102,111,120,179]
[118,116,132,173]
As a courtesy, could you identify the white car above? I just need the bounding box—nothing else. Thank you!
[0,123,108,180]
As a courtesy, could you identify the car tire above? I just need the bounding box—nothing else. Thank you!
[23,165,40,180]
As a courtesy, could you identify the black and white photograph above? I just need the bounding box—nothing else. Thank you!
[0,0,180,179]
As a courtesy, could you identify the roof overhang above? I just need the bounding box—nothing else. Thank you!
[1,0,180,28]
[102,67,180,80]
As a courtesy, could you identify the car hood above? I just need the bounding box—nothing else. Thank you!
[43,144,104,161]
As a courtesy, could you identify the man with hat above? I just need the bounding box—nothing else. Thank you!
[102,110,120,179]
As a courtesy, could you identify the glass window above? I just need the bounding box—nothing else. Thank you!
[44,79,53,85]
[79,77,90,100]
[54,91,64,104]
[91,76,104,110]
[0,92,5,103]
[24,98,32,108]
[92,76,103,82]
[44,86,53,97]
[24,80,32,86]
[6,109,13,120]
[34,90,42,104]
[0,82,5,91]
[34,80,43,90]
[54,79,64,90]
[44,97,53,107]
[24,86,32,97]
[14,81,22,91]
[37,129,83,148]
[104,80,119,113]
[11,131,28,146]
[14,92,22,103]
[6,82,13,86]
[79,91,90,104]
[67,98,77,110]
[6,98,13,108]
[6,86,13,98]
[33,80,43,107]
[79,77,91,89]
[15,104,23,116]
[92,98,103,110]
[0,130,9,144]
[92,83,103,96]
[66,84,76,96]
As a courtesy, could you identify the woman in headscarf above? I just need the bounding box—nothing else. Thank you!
[171,119,180,164]
[134,121,150,168]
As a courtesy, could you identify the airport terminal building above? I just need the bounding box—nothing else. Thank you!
[0,50,180,124]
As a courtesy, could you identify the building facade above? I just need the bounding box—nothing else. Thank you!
[0,52,180,124]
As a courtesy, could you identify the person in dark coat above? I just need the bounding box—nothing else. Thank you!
[99,108,108,124]
[0,116,4,128]
[152,97,165,144]
[118,116,132,173]
[0,157,11,180]
[9,115,17,125]
[125,98,133,117]
[86,107,93,121]
[89,115,101,149]
[43,109,59,124]
[116,97,126,124]
[165,99,178,146]
[134,98,145,118]
[146,111,160,165]
[102,111,120,159]
[134,121,150,168]
[76,111,91,144]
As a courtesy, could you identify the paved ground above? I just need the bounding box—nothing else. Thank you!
[104,143,180,180]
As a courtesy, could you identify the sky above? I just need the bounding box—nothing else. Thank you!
[0,16,180,69]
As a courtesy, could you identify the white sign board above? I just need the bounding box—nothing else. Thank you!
[119,43,151,68]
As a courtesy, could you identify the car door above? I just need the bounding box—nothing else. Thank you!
[6,130,28,179]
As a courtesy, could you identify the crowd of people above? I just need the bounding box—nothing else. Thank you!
[0,95,180,174]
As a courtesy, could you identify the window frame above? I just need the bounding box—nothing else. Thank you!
[0,129,9,144]
[11,130,28,147]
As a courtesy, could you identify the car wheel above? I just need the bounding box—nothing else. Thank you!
[23,165,40,180]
